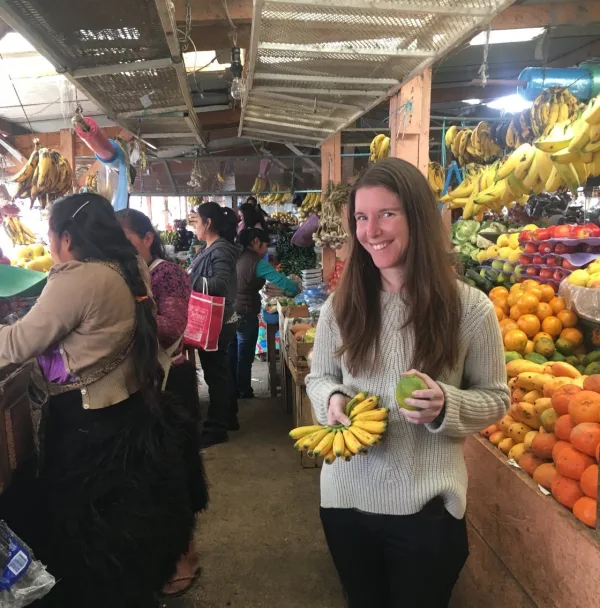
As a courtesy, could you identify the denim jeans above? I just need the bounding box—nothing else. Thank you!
[228,313,260,398]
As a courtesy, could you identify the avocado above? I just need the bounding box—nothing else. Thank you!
[555,339,576,357]
[396,375,428,411]
[550,351,566,362]
[577,365,586,374]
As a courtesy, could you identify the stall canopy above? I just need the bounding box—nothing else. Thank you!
[239,0,519,147]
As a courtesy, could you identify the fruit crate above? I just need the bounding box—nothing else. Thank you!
[288,331,313,369]
[277,301,309,351]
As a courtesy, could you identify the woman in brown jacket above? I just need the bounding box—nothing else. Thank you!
[0,194,197,608]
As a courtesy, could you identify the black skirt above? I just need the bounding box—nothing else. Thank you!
[1,389,197,608]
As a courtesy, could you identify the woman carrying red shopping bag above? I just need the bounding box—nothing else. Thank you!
[187,202,240,448]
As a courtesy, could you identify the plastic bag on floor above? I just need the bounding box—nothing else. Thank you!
[0,521,55,607]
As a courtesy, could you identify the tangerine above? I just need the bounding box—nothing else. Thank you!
[552,440,571,462]
[489,286,509,300]
[583,375,600,393]
[504,329,529,353]
[528,287,543,301]
[560,327,584,347]
[517,293,540,315]
[493,296,510,315]
[555,414,576,441]
[536,302,554,322]
[580,464,598,498]
[573,496,597,527]
[533,331,553,343]
[556,310,578,329]
[524,340,535,355]
[517,314,541,339]
[570,423,600,457]
[551,474,584,509]
[552,384,582,416]
[510,305,522,321]
[539,284,556,303]
[494,306,506,322]
[555,445,595,480]
[541,316,563,338]
[499,319,519,338]
[549,296,567,315]
[507,290,523,307]
[522,279,541,291]
[569,391,600,425]
[533,463,558,490]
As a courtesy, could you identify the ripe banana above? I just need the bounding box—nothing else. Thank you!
[352,409,389,422]
[333,431,345,457]
[347,425,381,447]
[289,425,325,441]
[349,396,379,418]
[351,420,387,435]
[342,429,365,455]
[313,430,336,457]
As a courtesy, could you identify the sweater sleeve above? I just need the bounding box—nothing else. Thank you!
[255,259,300,295]
[0,265,86,364]
[427,299,510,438]
[305,299,355,425]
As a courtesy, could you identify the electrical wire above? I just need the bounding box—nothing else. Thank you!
[221,0,238,46]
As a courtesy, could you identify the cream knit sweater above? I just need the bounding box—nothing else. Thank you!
[306,282,509,519]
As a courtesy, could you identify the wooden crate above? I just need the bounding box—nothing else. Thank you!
[0,364,35,495]
[288,331,313,368]
[277,301,309,350]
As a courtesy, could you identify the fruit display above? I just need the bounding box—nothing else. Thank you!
[369,134,390,163]
[481,371,600,528]
[10,244,54,272]
[313,183,348,250]
[297,192,321,220]
[270,211,297,225]
[258,183,291,206]
[428,161,445,197]
[10,140,74,208]
[444,122,503,166]
[516,224,600,290]
[490,279,593,367]
[2,215,36,246]
[289,393,386,464]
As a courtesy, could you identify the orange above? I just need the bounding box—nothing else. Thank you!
[494,306,506,322]
[517,293,540,315]
[555,445,595,481]
[522,279,541,291]
[499,319,519,338]
[524,340,535,355]
[489,286,509,300]
[528,286,543,301]
[493,296,510,315]
[552,474,584,509]
[533,331,553,343]
[549,296,567,315]
[539,284,556,303]
[517,314,541,339]
[580,464,598,498]
[571,423,600,458]
[510,305,521,321]
[560,327,583,347]
[533,463,558,490]
[507,290,523,307]
[573,496,597,527]
[557,309,578,328]
[541,316,563,338]
[510,283,524,294]
[536,302,553,322]
[504,329,528,353]
[569,391,600,425]
[552,385,582,417]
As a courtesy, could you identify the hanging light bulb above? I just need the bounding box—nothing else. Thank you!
[230,46,246,101]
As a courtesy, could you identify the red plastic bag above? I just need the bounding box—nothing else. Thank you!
[184,278,225,351]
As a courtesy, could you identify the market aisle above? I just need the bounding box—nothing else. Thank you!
[167,362,345,608]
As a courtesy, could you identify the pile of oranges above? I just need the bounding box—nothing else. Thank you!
[489,280,584,358]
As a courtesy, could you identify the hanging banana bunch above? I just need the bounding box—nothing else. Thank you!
[427,162,445,197]
[10,139,74,209]
[445,122,503,166]
[369,134,390,162]
[297,192,322,220]
[2,216,36,246]
[251,175,267,193]
[85,172,98,192]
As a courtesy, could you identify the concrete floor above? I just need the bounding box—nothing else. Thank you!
[163,361,345,608]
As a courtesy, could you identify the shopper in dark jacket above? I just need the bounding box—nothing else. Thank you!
[188,202,240,447]
[231,229,299,399]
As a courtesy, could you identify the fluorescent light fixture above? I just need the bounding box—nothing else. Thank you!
[486,94,532,113]
[183,51,233,73]
[462,99,481,105]
[470,27,544,46]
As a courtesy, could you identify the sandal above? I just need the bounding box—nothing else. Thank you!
[160,567,201,598]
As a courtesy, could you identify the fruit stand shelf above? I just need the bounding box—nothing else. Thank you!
[240,0,519,147]
[451,435,600,608]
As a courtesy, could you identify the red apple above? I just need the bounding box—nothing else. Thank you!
[519,255,533,266]
[519,230,533,243]
[554,225,573,239]
[533,255,544,265]
[547,226,558,237]
[538,242,554,255]
[526,266,539,277]
[553,268,567,282]
[572,223,600,238]
[555,243,578,255]
[524,242,538,254]
[534,228,551,241]
[562,259,575,270]
[539,268,554,280]
[546,256,559,267]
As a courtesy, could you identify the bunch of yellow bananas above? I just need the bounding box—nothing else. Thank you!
[369,134,390,162]
[2,216,36,246]
[427,161,445,197]
[85,172,98,193]
[530,86,581,138]
[298,191,321,220]
[251,176,267,193]
[260,183,290,205]
[270,211,296,225]
[11,141,73,209]
[289,394,387,464]
[217,172,226,184]
[445,122,503,166]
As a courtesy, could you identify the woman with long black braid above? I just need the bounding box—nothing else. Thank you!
[0,194,195,608]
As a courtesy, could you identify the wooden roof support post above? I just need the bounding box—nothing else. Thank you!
[389,67,432,177]
[320,132,342,282]
[60,128,76,193]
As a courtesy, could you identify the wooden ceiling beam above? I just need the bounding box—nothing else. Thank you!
[187,23,251,52]
[548,39,600,68]
[196,108,241,128]
[492,2,600,30]
[174,0,252,25]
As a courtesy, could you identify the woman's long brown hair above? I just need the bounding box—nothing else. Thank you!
[333,158,461,379]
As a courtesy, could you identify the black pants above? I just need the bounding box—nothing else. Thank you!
[198,321,238,436]
[320,500,468,608]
